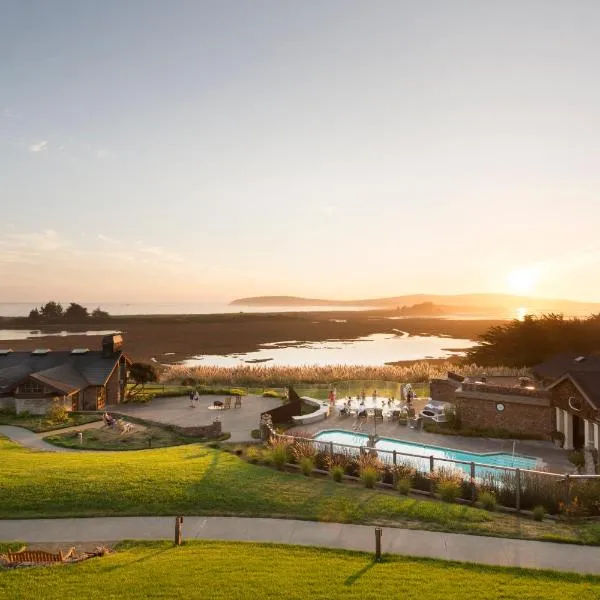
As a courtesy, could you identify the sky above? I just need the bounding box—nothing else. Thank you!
[1,0,600,303]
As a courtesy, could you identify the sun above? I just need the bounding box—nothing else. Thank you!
[507,267,539,295]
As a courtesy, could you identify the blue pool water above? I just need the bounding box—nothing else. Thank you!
[313,429,539,479]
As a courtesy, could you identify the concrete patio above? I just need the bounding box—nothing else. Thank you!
[113,394,281,442]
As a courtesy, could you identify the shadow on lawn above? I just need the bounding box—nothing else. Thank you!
[103,547,171,573]
[344,560,377,586]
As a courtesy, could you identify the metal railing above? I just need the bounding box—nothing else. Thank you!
[268,426,600,513]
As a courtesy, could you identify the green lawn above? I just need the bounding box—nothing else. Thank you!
[0,435,597,545]
[0,412,100,433]
[1,541,599,599]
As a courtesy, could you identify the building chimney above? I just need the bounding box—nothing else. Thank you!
[102,334,123,357]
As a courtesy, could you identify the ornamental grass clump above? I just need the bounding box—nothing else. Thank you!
[396,478,412,495]
[268,438,290,470]
[360,466,379,489]
[245,446,261,464]
[330,466,344,482]
[438,480,461,503]
[478,490,497,511]
[300,457,314,477]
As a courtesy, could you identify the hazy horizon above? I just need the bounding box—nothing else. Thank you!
[3,1,600,303]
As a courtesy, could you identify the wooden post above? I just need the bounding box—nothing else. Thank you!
[429,456,435,495]
[564,474,571,505]
[393,450,397,466]
[175,516,184,546]
[515,468,521,513]
[470,462,476,504]
[329,441,334,460]
[375,527,382,561]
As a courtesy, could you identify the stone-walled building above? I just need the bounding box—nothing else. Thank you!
[0,335,129,415]
[454,382,553,438]
[437,354,600,451]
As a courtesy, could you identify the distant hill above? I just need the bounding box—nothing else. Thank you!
[230,293,600,316]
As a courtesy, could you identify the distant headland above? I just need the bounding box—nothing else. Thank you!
[230,293,600,316]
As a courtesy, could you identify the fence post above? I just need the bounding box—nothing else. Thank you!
[515,468,521,513]
[174,516,184,546]
[374,527,382,561]
[393,450,397,466]
[470,462,476,504]
[429,456,435,495]
[329,441,334,460]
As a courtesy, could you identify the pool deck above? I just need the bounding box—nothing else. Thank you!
[287,414,573,474]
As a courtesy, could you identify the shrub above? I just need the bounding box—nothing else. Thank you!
[559,496,588,522]
[396,478,411,495]
[532,505,546,521]
[262,390,284,398]
[233,446,244,456]
[292,439,316,462]
[438,480,461,503]
[331,466,344,482]
[300,457,314,476]
[568,451,585,470]
[245,446,261,463]
[47,401,69,424]
[479,490,497,511]
[360,466,379,489]
[251,429,261,440]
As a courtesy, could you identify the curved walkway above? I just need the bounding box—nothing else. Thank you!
[0,422,103,453]
[0,516,597,574]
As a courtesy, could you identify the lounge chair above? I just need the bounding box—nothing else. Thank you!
[223,397,232,410]
[373,408,384,423]
[234,396,242,408]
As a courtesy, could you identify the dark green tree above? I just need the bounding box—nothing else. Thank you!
[64,302,89,321]
[28,308,41,322]
[91,307,110,319]
[39,301,64,320]
[465,313,600,366]
[127,362,159,398]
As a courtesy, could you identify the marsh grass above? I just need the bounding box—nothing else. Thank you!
[164,363,527,387]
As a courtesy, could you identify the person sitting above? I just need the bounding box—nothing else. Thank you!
[103,412,115,428]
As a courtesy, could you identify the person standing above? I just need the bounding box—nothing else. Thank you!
[189,389,194,407]
[193,390,200,407]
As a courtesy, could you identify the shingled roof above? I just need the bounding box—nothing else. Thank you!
[532,353,600,381]
[0,348,126,394]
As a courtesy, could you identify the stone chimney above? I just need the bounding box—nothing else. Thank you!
[102,334,123,357]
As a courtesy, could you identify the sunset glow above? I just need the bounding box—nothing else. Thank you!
[2,2,600,303]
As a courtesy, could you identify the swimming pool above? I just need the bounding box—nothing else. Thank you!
[313,429,539,479]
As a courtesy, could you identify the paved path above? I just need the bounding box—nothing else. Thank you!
[0,516,597,574]
[0,421,103,452]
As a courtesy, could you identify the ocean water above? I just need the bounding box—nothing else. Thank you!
[0,302,374,317]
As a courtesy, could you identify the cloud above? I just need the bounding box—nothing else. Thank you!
[134,241,184,263]
[97,233,121,245]
[29,140,49,153]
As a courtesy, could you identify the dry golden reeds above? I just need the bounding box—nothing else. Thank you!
[162,362,527,387]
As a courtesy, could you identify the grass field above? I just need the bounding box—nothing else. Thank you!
[1,541,599,599]
[1,435,599,545]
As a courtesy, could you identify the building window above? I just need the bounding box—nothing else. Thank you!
[18,380,45,394]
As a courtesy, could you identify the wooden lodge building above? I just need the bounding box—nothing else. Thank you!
[432,354,600,451]
[0,334,129,415]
